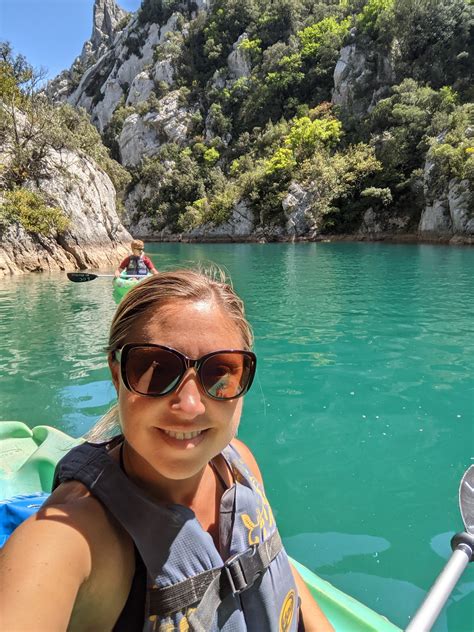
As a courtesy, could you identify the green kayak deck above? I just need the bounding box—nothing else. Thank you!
[290,559,400,631]
[0,421,82,499]
[0,421,401,630]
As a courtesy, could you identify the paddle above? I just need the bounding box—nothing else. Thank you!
[67,272,136,283]
[406,465,474,631]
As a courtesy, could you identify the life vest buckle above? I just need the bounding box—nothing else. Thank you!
[224,544,262,594]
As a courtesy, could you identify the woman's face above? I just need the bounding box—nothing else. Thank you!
[109,299,245,483]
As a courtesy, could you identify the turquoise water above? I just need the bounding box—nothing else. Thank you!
[0,242,473,630]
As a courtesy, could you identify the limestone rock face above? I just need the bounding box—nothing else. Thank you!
[46,0,128,103]
[122,182,157,237]
[149,91,195,144]
[94,74,125,133]
[332,41,396,116]
[185,201,255,240]
[125,72,155,106]
[54,12,184,133]
[193,0,210,10]
[418,156,474,239]
[119,112,160,167]
[419,199,452,234]
[48,11,182,132]
[154,57,175,85]
[118,91,195,166]
[449,180,474,234]
[419,178,474,237]
[90,0,128,55]
[227,34,252,79]
[282,183,313,237]
[357,208,411,236]
[0,148,131,276]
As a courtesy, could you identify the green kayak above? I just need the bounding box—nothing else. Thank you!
[0,421,82,499]
[112,271,151,303]
[0,421,400,631]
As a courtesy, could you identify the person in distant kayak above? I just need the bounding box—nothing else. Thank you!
[115,239,158,278]
[0,269,333,632]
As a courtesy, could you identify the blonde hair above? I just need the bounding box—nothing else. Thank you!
[85,266,253,442]
[131,239,144,249]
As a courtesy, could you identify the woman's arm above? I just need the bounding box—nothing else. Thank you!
[0,487,134,632]
[0,502,92,631]
[231,439,334,631]
[290,564,334,632]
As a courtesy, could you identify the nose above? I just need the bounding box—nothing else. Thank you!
[169,369,206,418]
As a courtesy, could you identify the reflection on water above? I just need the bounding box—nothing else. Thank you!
[1,243,473,630]
[285,530,473,630]
[284,531,391,567]
[0,273,116,432]
[329,571,444,631]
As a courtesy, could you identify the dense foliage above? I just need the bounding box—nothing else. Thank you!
[0,43,130,236]
[4,0,473,236]
[0,188,70,236]
[113,0,472,233]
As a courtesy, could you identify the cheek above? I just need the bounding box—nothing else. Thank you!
[116,388,144,433]
[224,399,243,438]
[109,358,120,393]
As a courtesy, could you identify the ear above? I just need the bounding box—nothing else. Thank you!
[108,353,120,394]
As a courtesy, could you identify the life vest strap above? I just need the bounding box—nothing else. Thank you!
[147,529,283,624]
[148,567,221,617]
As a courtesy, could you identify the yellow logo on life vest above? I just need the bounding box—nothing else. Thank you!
[279,589,296,632]
[148,606,197,632]
[239,473,275,545]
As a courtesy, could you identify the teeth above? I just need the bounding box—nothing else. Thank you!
[163,429,203,440]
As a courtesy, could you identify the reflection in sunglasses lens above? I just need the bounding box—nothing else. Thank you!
[202,354,246,398]
[128,348,183,395]
[124,347,253,399]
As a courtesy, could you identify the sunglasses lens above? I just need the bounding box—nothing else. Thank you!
[126,347,183,396]
[201,353,254,399]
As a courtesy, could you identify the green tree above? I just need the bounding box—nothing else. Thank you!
[0,43,129,195]
[0,188,70,236]
[392,0,473,95]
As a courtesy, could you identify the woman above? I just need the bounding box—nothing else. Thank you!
[0,269,332,632]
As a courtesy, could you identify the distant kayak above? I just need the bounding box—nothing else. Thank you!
[0,420,400,630]
[112,271,151,303]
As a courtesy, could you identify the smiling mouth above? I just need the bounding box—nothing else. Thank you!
[161,429,205,441]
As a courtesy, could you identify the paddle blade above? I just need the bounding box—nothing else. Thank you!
[67,272,98,283]
[459,465,474,534]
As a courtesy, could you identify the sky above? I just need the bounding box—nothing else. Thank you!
[0,0,142,80]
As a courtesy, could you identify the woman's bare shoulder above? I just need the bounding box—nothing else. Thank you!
[2,480,127,578]
[230,438,264,484]
[0,480,135,631]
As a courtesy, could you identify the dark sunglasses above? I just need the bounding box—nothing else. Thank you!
[114,343,256,400]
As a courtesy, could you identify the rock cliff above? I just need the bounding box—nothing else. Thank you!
[0,145,131,276]
[332,38,397,117]
[42,0,472,245]
[419,163,473,243]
